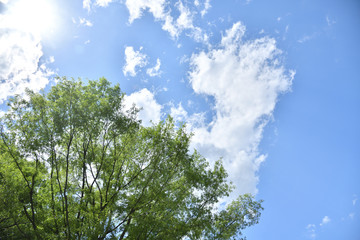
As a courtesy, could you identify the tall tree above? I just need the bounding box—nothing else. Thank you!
[0,77,262,239]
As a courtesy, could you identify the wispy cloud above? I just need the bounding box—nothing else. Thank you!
[146,58,162,77]
[326,15,336,26]
[298,32,319,43]
[72,17,93,27]
[123,46,148,77]
[79,17,93,27]
[95,0,114,7]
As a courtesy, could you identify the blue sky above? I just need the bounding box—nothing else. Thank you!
[0,0,359,239]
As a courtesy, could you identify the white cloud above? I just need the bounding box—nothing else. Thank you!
[82,0,115,11]
[95,0,114,7]
[306,224,316,239]
[349,212,355,219]
[353,196,358,206]
[188,21,294,196]
[170,103,188,123]
[123,89,162,127]
[146,58,162,77]
[0,2,53,104]
[170,103,206,133]
[326,15,336,26]
[176,1,193,30]
[320,216,331,226]
[79,17,93,27]
[124,0,208,42]
[83,0,91,11]
[298,32,319,43]
[123,46,148,77]
[201,0,211,17]
[125,0,167,24]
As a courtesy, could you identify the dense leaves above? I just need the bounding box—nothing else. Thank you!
[0,77,262,239]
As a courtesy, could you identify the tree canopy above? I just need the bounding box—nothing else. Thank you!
[0,77,262,239]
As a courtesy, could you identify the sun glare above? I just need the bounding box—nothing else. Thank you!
[5,0,59,39]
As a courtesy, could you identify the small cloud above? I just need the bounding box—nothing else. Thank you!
[146,58,162,77]
[79,17,93,27]
[124,0,208,43]
[352,195,358,206]
[84,40,90,44]
[83,0,114,11]
[320,216,331,226]
[306,224,316,239]
[277,17,281,22]
[349,212,355,219]
[48,56,55,63]
[123,46,148,77]
[201,0,211,17]
[179,55,189,64]
[123,88,162,127]
[83,0,91,11]
[95,0,114,7]
[298,32,318,43]
[326,15,336,26]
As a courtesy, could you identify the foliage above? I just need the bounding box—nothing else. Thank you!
[0,77,262,239]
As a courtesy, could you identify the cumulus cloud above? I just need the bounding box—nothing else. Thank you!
[188,21,294,195]
[146,58,162,77]
[125,0,208,42]
[0,1,53,104]
[123,46,148,77]
[123,89,162,127]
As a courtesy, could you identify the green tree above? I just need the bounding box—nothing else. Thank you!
[0,77,262,239]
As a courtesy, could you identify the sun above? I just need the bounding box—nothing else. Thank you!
[4,0,59,39]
